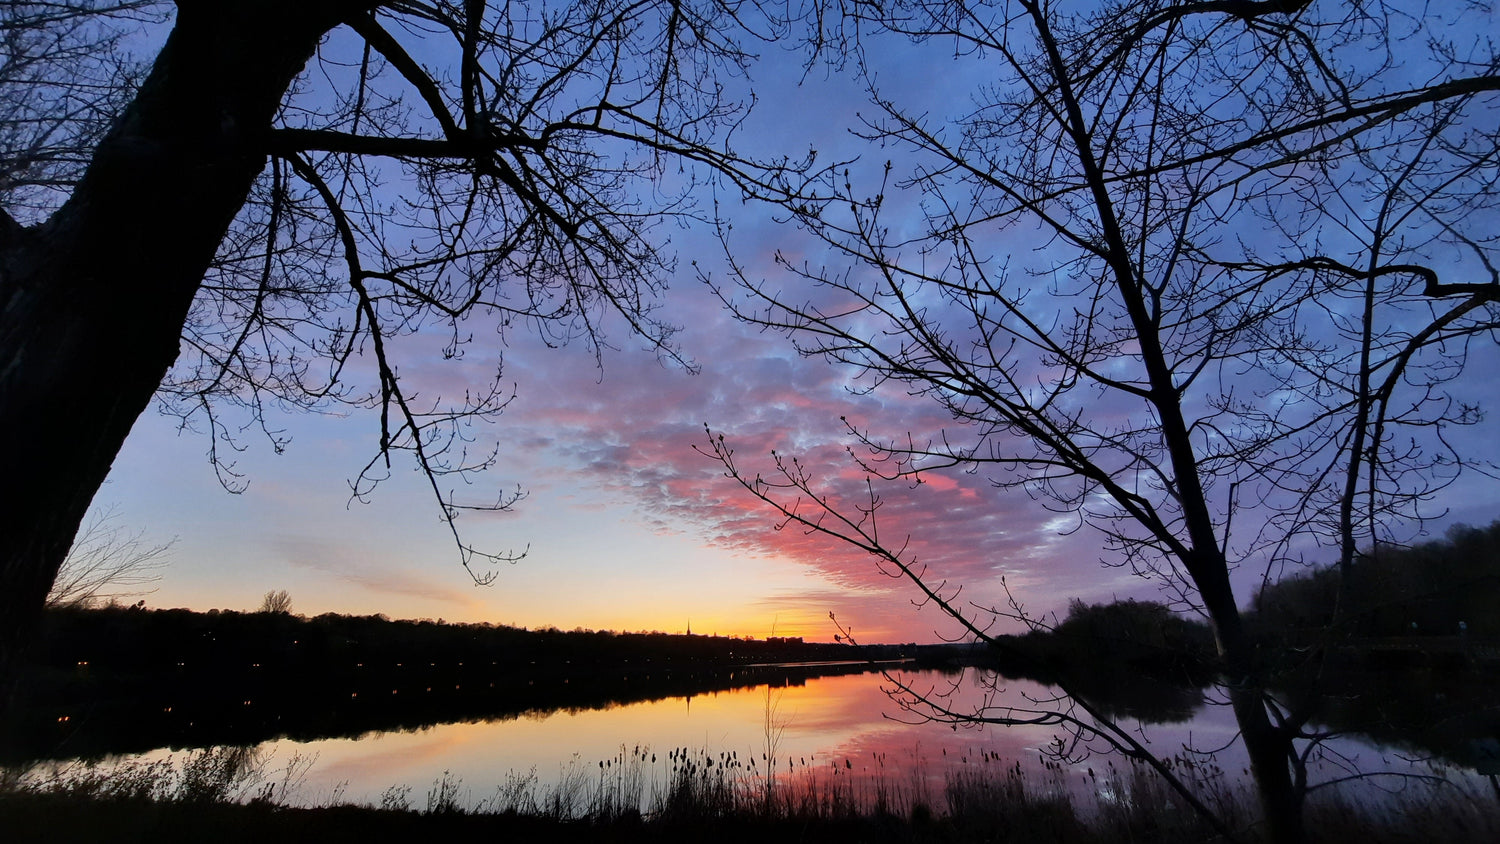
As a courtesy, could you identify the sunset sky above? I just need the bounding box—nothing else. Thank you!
[85,8,1500,644]
[102,249,1137,643]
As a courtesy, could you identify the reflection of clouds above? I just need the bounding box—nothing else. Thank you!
[254,669,1282,814]
[773,670,1248,808]
[310,730,468,786]
[751,669,1215,808]
[768,670,896,736]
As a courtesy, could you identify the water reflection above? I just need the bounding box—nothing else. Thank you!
[12,662,1495,812]
[83,669,1236,809]
[1295,664,1500,777]
[1,659,897,764]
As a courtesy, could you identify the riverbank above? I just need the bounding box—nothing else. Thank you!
[5,744,1498,843]
[5,773,1496,843]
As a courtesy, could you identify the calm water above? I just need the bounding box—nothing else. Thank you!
[54,667,1483,812]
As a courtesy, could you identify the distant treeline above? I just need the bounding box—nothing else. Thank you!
[1001,599,1216,673]
[5,606,967,763]
[978,599,1217,725]
[30,604,927,677]
[994,519,1500,673]
[1250,519,1500,639]
[975,522,1500,721]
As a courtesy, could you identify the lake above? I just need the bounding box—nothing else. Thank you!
[25,665,1492,815]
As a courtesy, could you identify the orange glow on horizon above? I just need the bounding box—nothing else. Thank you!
[143,575,922,643]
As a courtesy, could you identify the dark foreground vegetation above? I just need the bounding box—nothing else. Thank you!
[4,743,1497,844]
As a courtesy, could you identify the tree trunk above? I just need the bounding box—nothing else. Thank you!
[0,1,361,692]
[1196,554,1304,844]
[1231,685,1304,844]
[1031,0,1309,824]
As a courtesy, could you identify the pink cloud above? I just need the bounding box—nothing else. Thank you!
[451,291,1151,643]
[334,259,1205,642]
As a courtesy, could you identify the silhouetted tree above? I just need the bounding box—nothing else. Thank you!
[703,2,1499,841]
[46,505,171,609]
[257,589,293,615]
[0,1,805,685]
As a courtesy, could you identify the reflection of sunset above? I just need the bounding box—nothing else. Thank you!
[76,667,1453,819]
[198,670,1253,810]
[274,673,894,804]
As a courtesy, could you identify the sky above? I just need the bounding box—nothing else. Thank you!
[102,251,1138,643]
[80,5,1500,644]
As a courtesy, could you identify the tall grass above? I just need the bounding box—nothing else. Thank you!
[6,744,1500,843]
[4,746,317,805]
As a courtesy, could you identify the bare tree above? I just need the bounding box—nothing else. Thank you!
[702,2,1499,841]
[258,589,293,614]
[46,505,172,608]
[0,1,808,683]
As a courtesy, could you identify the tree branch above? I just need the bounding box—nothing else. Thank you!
[343,11,463,141]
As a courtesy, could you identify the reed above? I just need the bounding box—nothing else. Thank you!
[6,744,1500,843]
